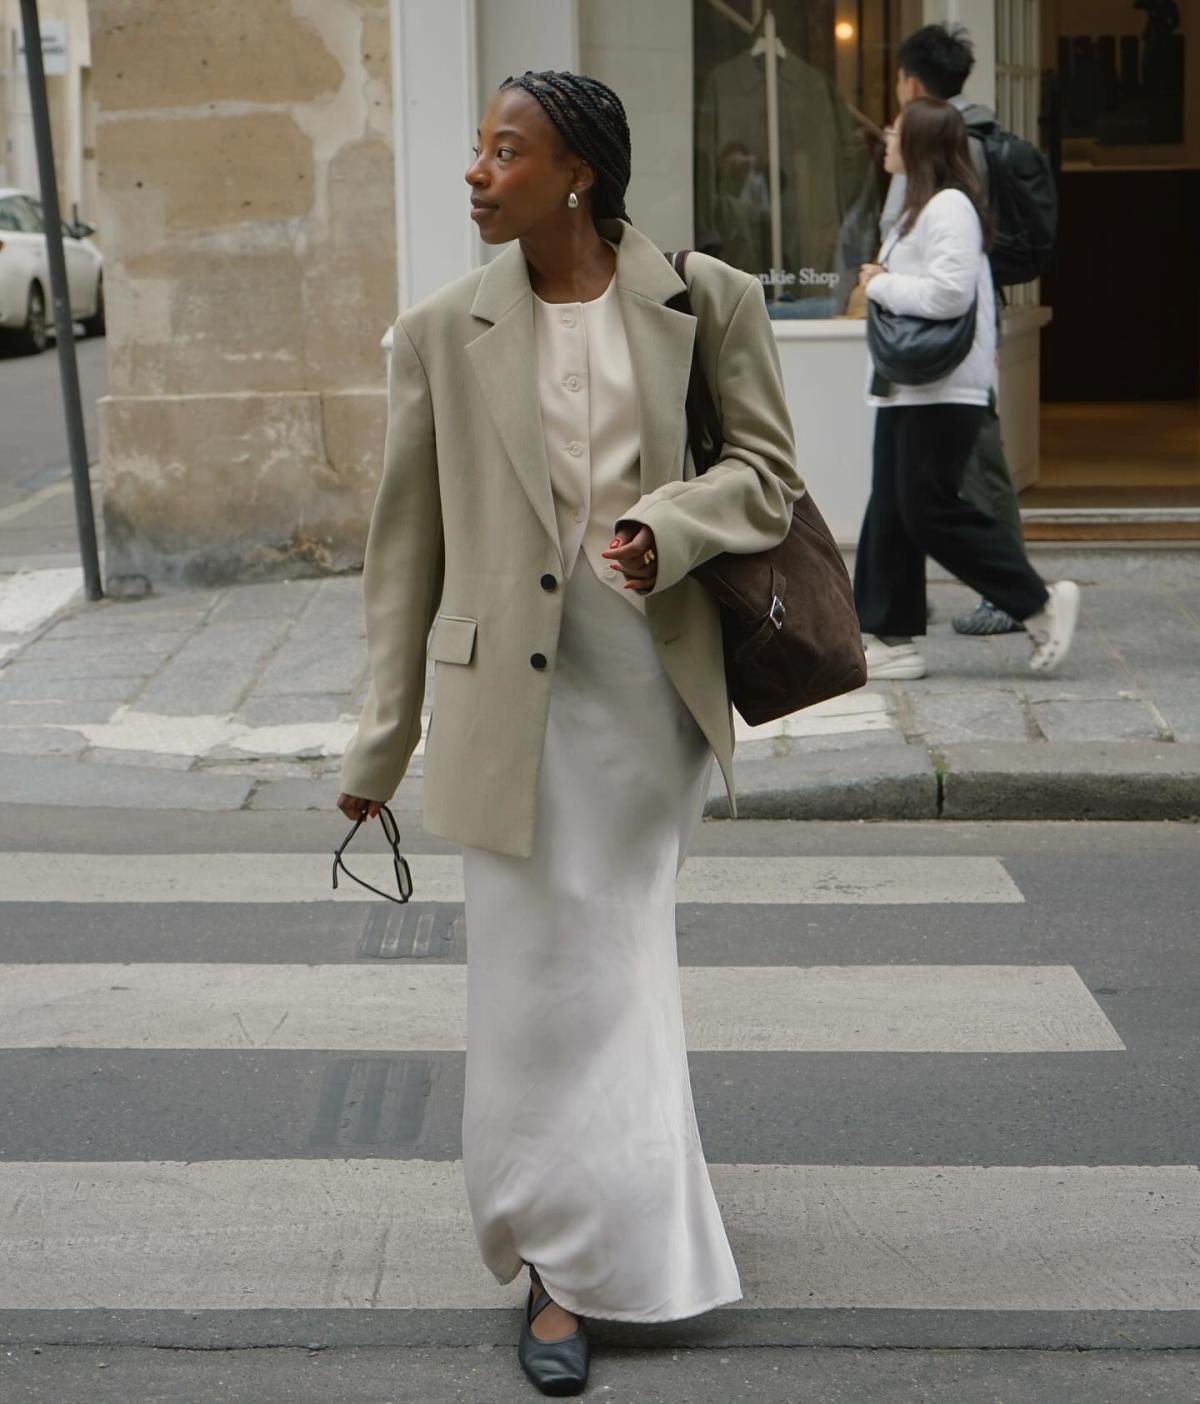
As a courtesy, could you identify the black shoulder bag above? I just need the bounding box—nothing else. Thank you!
[864,214,979,391]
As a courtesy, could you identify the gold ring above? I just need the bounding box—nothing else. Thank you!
[642,548,656,566]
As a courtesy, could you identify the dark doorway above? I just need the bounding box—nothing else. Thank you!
[1040,168,1200,402]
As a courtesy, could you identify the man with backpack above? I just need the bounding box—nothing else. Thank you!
[880,23,1058,637]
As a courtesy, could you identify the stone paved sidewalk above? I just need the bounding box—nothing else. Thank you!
[0,547,1197,818]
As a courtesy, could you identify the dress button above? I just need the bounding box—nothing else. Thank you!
[564,374,582,391]
[530,652,548,670]
[540,573,557,592]
[561,313,576,327]
[567,441,583,457]
[572,510,584,523]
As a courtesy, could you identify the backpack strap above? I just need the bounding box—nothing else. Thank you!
[966,130,989,193]
[662,249,723,477]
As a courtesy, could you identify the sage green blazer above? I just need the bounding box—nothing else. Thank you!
[340,218,804,858]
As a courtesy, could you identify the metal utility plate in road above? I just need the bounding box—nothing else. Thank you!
[355,903,462,960]
[309,1056,436,1150]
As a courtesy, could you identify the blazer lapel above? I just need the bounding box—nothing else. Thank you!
[467,247,562,566]
[604,221,696,497]
[620,294,696,497]
[465,223,695,558]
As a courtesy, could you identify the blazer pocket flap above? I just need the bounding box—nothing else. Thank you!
[430,614,477,665]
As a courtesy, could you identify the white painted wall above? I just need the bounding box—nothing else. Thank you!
[774,326,876,544]
[465,0,694,260]
[924,0,997,107]
[995,307,1050,491]
[777,304,1045,544]
[578,0,693,252]
[476,0,579,108]
[474,0,579,263]
[390,0,480,308]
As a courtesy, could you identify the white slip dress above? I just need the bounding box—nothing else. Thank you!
[458,270,743,1324]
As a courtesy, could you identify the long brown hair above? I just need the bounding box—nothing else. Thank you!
[895,97,992,248]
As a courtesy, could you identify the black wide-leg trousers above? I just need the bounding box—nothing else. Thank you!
[853,403,1049,638]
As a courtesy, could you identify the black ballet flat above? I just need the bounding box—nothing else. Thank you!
[517,1264,589,1397]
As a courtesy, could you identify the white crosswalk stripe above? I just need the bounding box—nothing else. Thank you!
[3,1160,1197,1312]
[4,843,1196,1335]
[1,962,1123,1052]
[0,567,81,634]
[0,852,1024,904]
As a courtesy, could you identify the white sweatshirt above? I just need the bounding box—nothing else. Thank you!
[865,187,996,409]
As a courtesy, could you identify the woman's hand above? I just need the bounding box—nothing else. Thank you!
[601,522,658,594]
[337,793,381,822]
[858,262,885,288]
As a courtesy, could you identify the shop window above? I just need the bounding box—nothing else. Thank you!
[694,1,906,317]
[580,0,907,319]
[1043,0,1198,171]
[1057,0,1185,149]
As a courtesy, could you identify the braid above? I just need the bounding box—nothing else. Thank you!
[500,70,632,222]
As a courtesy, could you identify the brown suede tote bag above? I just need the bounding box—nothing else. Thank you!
[665,250,867,726]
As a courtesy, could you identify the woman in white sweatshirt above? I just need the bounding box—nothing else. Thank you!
[855,97,1078,679]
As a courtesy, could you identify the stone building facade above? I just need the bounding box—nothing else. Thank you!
[88,0,1064,590]
[89,0,396,588]
[91,2,1166,585]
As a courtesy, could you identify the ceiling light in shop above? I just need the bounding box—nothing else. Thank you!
[835,21,855,41]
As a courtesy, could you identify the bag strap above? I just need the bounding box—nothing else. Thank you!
[663,249,723,476]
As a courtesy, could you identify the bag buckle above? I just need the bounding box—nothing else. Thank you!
[769,594,785,630]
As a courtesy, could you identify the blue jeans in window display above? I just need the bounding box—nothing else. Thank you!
[766,294,838,320]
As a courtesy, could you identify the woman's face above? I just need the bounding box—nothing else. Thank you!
[883,118,904,176]
[465,88,591,244]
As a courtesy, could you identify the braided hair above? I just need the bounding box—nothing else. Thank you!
[500,70,632,222]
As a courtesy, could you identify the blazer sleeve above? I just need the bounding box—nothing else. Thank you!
[866,190,981,319]
[618,275,804,595]
[339,318,444,802]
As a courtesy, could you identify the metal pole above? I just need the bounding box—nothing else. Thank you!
[18,0,103,601]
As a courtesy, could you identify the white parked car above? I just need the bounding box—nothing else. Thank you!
[0,187,105,354]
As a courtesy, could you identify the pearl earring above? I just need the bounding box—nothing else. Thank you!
[567,191,579,208]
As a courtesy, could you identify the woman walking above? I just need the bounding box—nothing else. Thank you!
[855,97,1079,679]
[337,71,801,1395]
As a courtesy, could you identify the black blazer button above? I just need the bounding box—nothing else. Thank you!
[530,652,548,671]
[540,573,558,592]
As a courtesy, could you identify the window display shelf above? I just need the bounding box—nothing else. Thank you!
[767,304,1050,341]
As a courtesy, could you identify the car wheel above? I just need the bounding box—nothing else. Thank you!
[14,282,49,355]
[82,274,106,339]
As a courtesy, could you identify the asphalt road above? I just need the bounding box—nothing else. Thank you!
[1,813,1197,1403]
[0,335,107,567]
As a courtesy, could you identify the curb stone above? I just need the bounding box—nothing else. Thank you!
[938,742,1200,822]
[0,754,254,811]
[705,746,939,821]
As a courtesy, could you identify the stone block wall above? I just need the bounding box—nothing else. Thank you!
[89,0,396,588]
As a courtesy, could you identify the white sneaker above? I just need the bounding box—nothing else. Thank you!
[1025,581,1081,673]
[863,634,927,680]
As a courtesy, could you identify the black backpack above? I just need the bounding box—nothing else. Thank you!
[966,116,1059,286]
